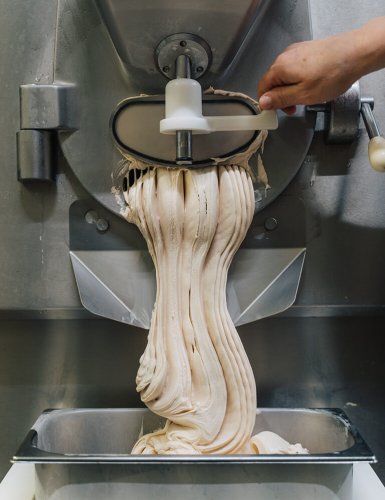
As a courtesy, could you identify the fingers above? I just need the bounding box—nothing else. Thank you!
[258,94,273,109]
[258,65,287,99]
[259,84,303,111]
[257,33,362,112]
[258,56,302,113]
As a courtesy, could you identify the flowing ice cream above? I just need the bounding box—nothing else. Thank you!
[116,91,308,455]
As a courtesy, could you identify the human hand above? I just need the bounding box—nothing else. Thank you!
[258,33,365,115]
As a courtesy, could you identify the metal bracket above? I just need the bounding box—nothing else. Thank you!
[307,81,383,144]
[307,81,385,171]
[155,33,212,80]
[17,83,76,182]
[307,81,361,144]
[69,197,306,329]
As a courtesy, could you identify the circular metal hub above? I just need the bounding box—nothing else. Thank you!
[155,33,212,80]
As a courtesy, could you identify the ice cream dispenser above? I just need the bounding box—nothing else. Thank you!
[17,0,313,326]
[16,0,383,328]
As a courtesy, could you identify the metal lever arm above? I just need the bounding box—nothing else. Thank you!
[307,82,385,172]
[361,99,385,172]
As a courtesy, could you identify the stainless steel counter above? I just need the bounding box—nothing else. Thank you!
[0,317,384,483]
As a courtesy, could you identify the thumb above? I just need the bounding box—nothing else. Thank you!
[259,85,300,111]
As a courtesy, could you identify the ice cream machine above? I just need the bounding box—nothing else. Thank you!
[15,0,384,329]
[1,0,385,497]
[16,0,314,327]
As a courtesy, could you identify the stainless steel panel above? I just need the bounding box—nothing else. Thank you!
[70,250,155,328]
[34,463,353,500]
[0,0,85,310]
[228,248,306,325]
[95,0,272,82]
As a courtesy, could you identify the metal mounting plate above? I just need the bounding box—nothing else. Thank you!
[155,33,212,79]
[326,81,361,144]
[68,197,306,328]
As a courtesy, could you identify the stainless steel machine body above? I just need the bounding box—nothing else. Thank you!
[52,0,310,326]
[0,0,385,491]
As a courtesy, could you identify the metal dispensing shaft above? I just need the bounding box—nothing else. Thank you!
[155,33,213,165]
[175,54,193,164]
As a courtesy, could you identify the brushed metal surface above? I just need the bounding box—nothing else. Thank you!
[15,408,372,461]
[326,82,361,144]
[19,84,77,131]
[17,130,55,182]
[0,0,86,311]
[95,0,271,82]
[33,463,353,500]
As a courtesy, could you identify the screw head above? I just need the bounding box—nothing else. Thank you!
[162,66,170,73]
[96,218,109,233]
[180,40,187,47]
[264,217,278,231]
[196,66,204,73]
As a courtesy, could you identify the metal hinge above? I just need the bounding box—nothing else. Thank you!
[17,83,76,182]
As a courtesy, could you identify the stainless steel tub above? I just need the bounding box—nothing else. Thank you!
[13,408,375,500]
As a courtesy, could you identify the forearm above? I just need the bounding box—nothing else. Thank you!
[350,17,385,78]
[258,16,385,112]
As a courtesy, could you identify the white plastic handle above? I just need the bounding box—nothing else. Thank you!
[368,136,385,172]
[160,78,278,134]
[205,111,278,132]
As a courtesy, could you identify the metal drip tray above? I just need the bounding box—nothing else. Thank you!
[13,408,375,500]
